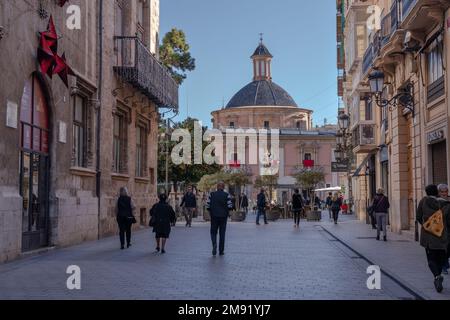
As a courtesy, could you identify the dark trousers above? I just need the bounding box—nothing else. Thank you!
[332,209,340,222]
[117,217,132,247]
[293,210,301,225]
[257,207,267,224]
[211,217,228,254]
[425,248,447,277]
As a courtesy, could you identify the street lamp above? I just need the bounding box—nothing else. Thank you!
[334,148,344,162]
[338,113,350,131]
[368,70,415,117]
[336,131,344,147]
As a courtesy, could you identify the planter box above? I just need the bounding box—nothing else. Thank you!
[267,209,281,221]
[306,210,322,222]
[230,211,246,222]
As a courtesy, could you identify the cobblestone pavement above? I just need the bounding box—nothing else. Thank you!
[0,213,425,300]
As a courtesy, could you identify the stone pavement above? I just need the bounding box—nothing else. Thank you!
[0,212,443,300]
[320,212,450,300]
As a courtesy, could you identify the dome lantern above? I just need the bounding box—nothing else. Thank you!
[252,34,273,81]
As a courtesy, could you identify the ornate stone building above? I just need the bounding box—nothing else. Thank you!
[212,41,339,202]
[0,0,177,262]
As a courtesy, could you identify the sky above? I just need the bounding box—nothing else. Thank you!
[160,0,338,128]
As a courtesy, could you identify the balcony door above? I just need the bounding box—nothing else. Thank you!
[20,75,50,252]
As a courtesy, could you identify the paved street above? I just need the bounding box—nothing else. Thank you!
[0,213,445,300]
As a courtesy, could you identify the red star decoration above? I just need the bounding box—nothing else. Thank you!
[53,53,76,88]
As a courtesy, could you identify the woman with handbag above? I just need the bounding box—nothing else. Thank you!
[416,184,450,293]
[116,187,136,250]
[150,194,176,254]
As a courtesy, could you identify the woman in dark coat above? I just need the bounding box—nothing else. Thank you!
[116,187,136,250]
[331,193,342,225]
[150,194,176,254]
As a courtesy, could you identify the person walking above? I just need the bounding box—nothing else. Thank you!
[149,194,176,254]
[206,182,233,256]
[256,188,268,225]
[330,193,342,225]
[417,185,450,293]
[326,192,333,221]
[180,186,197,228]
[240,193,249,214]
[438,184,450,275]
[116,187,136,250]
[292,189,303,228]
[371,188,390,241]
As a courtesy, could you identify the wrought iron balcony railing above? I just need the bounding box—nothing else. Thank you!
[113,36,179,110]
[362,43,373,76]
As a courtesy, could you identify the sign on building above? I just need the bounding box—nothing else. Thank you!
[332,161,349,173]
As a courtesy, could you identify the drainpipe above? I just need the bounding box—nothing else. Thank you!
[96,0,103,240]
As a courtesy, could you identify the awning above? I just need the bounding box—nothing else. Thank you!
[314,187,342,192]
[352,153,373,177]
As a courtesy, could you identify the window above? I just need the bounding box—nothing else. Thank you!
[297,120,307,131]
[427,37,444,103]
[136,125,147,177]
[264,121,270,129]
[73,95,87,167]
[427,38,444,85]
[137,0,148,45]
[229,122,235,128]
[304,153,312,161]
[114,0,124,36]
[113,111,128,173]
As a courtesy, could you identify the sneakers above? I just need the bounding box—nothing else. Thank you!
[434,275,444,293]
[155,247,160,253]
[127,243,132,248]
[161,249,166,254]
[121,246,125,250]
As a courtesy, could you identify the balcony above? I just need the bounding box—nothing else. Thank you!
[400,0,450,31]
[401,0,418,21]
[362,43,373,76]
[113,36,179,110]
[352,124,376,154]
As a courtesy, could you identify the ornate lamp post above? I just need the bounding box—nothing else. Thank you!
[368,70,415,117]
[335,112,353,213]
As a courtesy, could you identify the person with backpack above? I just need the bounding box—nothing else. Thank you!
[417,184,450,293]
[292,189,303,228]
[372,188,390,241]
[150,194,177,254]
[116,187,136,250]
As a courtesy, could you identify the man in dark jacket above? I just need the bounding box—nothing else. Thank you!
[417,184,450,293]
[206,182,233,256]
[257,188,268,225]
[372,188,390,241]
[116,187,136,250]
[326,193,333,220]
[180,186,197,227]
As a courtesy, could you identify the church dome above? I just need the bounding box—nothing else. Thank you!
[226,39,298,109]
[226,80,298,108]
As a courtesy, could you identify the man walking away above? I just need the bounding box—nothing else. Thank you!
[438,184,450,275]
[116,187,136,250]
[257,188,268,225]
[330,193,342,225]
[372,188,390,241]
[417,184,450,293]
[292,189,303,228]
[180,186,197,227]
[206,182,233,256]
[326,193,333,221]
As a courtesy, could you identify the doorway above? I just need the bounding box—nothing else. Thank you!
[20,75,50,252]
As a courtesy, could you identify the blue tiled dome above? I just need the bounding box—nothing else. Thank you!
[226,80,298,108]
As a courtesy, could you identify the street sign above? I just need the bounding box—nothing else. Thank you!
[331,162,349,172]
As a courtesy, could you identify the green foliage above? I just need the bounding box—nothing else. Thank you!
[159,28,196,85]
[293,167,325,190]
[158,117,221,189]
[254,174,279,203]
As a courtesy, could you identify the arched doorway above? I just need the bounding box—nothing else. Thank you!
[19,74,50,252]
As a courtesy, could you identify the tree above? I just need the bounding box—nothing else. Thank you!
[293,167,325,208]
[157,118,221,191]
[159,28,196,85]
[254,174,279,204]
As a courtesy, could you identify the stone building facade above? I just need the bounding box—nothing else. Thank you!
[212,41,339,202]
[341,0,450,233]
[0,0,178,262]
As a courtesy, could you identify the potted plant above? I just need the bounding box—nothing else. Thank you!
[223,168,251,222]
[293,167,325,221]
